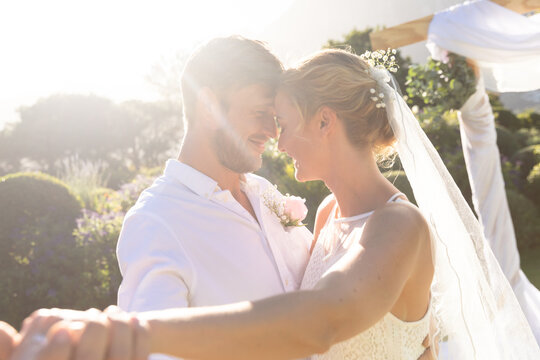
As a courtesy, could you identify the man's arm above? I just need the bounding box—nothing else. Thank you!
[117,211,194,311]
[117,211,195,360]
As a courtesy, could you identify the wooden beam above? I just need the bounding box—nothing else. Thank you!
[370,0,540,50]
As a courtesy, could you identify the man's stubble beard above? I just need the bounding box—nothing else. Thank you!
[212,127,261,173]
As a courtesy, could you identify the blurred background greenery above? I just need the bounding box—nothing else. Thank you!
[1,28,538,328]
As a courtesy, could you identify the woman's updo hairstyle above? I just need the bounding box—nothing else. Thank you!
[279,48,396,166]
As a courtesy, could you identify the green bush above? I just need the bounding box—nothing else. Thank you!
[420,113,461,155]
[0,172,83,327]
[511,145,540,180]
[516,110,540,129]
[71,209,124,311]
[405,54,476,114]
[525,163,540,206]
[494,109,520,132]
[506,189,540,249]
[515,127,540,147]
[383,170,416,205]
[442,151,475,208]
[496,125,520,158]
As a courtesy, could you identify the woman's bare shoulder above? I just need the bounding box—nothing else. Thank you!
[366,201,430,246]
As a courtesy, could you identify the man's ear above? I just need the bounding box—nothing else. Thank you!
[196,88,223,129]
[318,106,338,136]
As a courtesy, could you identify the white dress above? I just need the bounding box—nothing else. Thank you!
[300,193,430,360]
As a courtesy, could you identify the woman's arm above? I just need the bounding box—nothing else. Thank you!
[144,202,431,360]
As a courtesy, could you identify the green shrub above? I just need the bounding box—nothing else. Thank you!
[496,125,520,158]
[515,127,540,147]
[72,209,124,310]
[442,151,475,207]
[0,172,83,327]
[420,113,461,155]
[86,187,124,213]
[516,110,540,129]
[59,157,109,209]
[511,145,540,180]
[506,189,540,249]
[525,163,540,206]
[383,170,416,204]
[405,54,476,114]
[494,110,520,131]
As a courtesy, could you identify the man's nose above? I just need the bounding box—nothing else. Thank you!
[262,115,279,139]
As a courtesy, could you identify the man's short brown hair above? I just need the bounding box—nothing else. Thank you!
[181,36,283,125]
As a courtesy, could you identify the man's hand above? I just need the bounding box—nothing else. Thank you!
[0,321,18,360]
[6,306,150,360]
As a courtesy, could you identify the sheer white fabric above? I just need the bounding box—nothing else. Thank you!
[457,77,540,343]
[426,0,540,92]
[300,196,430,359]
[372,67,540,358]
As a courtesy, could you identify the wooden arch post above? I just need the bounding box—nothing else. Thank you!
[369,0,540,50]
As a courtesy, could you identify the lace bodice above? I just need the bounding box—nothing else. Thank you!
[300,194,430,359]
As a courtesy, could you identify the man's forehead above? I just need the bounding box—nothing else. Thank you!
[229,83,276,107]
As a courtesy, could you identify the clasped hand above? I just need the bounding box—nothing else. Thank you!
[0,306,149,360]
[0,307,438,360]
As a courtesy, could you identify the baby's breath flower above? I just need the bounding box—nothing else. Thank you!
[360,48,399,74]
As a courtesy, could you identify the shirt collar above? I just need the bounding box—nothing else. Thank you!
[163,159,220,199]
[163,159,262,199]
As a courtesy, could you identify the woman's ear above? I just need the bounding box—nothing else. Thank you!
[318,106,338,136]
[196,88,223,129]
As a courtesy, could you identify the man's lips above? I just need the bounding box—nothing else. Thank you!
[249,137,268,153]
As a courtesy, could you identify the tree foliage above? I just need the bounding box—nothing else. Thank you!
[324,27,412,91]
[0,95,182,187]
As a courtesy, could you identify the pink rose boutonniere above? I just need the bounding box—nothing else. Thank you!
[263,187,308,227]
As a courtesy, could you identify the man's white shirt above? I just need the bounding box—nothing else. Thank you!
[117,159,312,359]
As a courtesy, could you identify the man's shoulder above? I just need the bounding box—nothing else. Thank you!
[246,172,274,187]
[245,173,282,196]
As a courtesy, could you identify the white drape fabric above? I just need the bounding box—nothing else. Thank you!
[458,78,540,344]
[426,0,540,92]
[372,66,540,358]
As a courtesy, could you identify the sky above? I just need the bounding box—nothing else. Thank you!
[0,0,295,130]
[6,0,530,132]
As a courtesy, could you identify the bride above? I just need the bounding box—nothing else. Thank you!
[3,48,539,360]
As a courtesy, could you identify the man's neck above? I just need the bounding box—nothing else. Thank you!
[178,133,245,197]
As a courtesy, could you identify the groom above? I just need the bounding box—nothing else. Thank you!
[116,35,312,346]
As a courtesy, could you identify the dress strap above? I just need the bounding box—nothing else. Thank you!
[387,192,406,203]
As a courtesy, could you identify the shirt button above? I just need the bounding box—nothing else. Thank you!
[285,279,289,286]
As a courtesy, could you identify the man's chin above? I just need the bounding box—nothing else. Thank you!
[222,154,261,174]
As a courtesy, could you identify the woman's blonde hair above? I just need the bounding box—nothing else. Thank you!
[280,48,396,166]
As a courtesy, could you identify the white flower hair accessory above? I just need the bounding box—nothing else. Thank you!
[360,48,399,109]
[262,186,307,228]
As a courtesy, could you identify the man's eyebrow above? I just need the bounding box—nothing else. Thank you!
[255,101,274,108]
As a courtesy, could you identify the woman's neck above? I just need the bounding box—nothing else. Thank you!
[322,148,397,218]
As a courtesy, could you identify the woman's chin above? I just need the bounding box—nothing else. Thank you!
[294,168,312,183]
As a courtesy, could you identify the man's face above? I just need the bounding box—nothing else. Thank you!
[211,83,278,173]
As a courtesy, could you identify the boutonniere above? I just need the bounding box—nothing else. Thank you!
[262,186,308,227]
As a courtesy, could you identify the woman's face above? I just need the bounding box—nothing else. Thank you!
[275,91,325,182]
